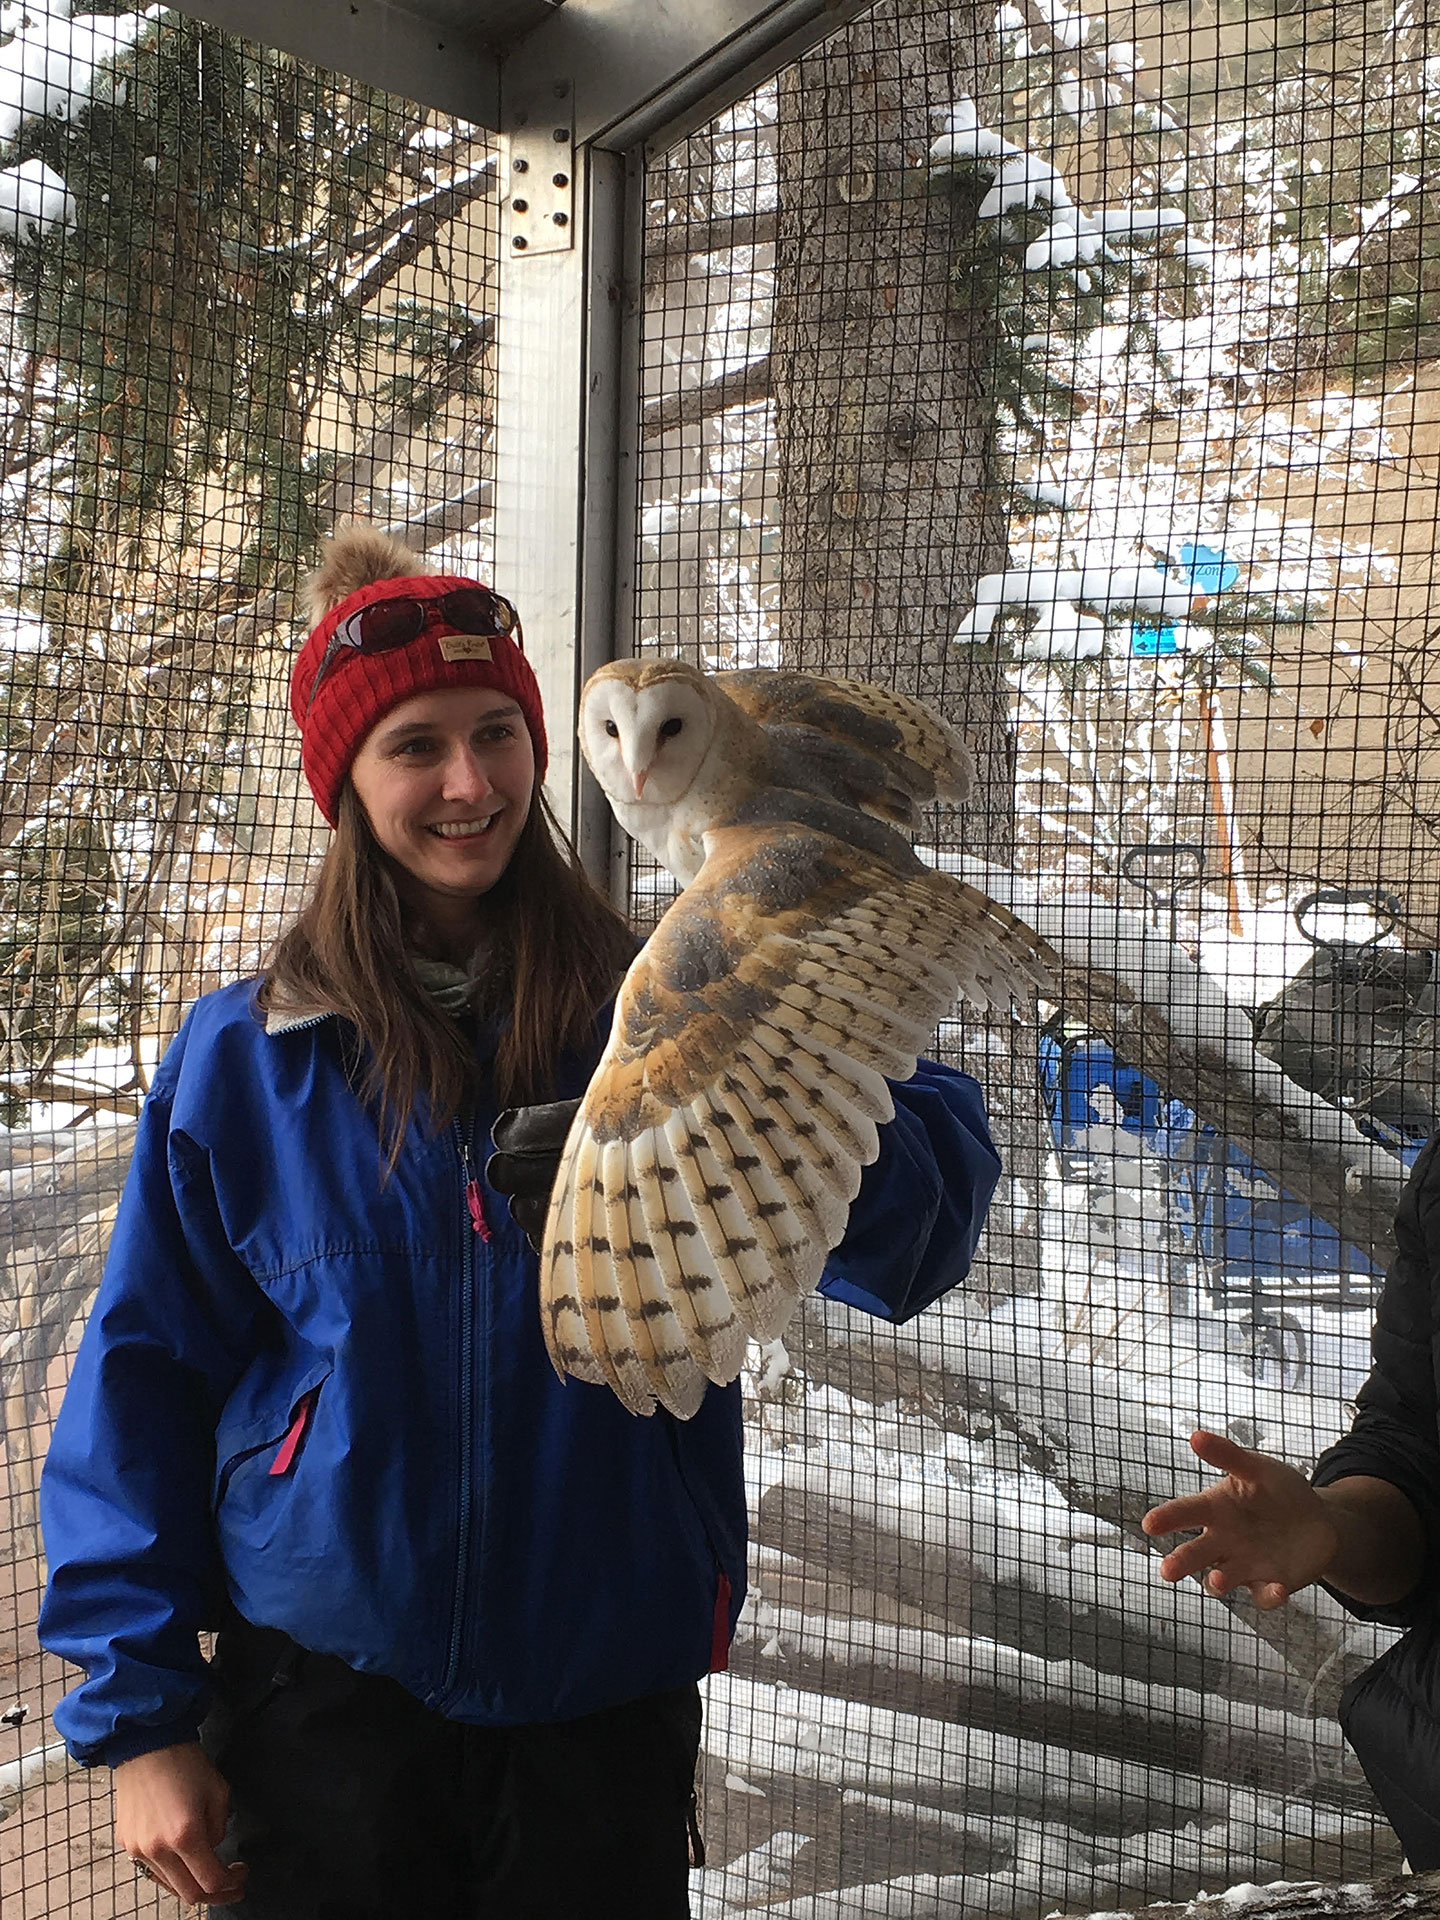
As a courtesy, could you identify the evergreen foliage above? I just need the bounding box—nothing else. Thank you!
[0,7,493,1120]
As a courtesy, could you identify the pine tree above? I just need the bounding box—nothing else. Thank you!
[0,7,496,1118]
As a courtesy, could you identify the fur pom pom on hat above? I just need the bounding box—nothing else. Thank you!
[290,524,547,827]
[304,523,437,621]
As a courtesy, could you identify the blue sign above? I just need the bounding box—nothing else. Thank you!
[1176,542,1238,596]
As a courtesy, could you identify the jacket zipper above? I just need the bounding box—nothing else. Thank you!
[445,1118,486,1692]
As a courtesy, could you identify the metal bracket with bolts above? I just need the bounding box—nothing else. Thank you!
[505,81,575,257]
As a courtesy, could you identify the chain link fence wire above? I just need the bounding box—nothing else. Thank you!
[2,0,1437,1914]
[635,0,1436,1911]
[0,7,499,1911]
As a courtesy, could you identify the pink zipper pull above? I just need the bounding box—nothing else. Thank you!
[269,1389,318,1477]
[467,1177,492,1240]
[459,1130,492,1240]
[710,1571,732,1672]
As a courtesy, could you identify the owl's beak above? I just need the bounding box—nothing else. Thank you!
[631,765,650,799]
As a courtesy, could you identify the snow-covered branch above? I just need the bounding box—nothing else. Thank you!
[0,1740,73,1824]
[929,92,1184,296]
[0,2,152,145]
[952,561,1204,658]
[705,1671,1226,1835]
[334,159,499,315]
[788,1293,1374,1699]
[756,1459,1307,1706]
[382,481,491,550]
[731,1606,1357,1798]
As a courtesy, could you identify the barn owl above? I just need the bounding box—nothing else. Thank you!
[542,659,1055,1419]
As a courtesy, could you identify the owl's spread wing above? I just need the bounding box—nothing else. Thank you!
[716,669,974,823]
[539,817,1052,1419]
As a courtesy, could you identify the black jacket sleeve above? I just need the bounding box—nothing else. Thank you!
[1313,1131,1440,1627]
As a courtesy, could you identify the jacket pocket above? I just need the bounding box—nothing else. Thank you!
[215,1370,332,1509]
[267,1387,320,1477]
[664,1423,739,1672]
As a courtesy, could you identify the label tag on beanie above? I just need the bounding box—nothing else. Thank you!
[438,633,494,662]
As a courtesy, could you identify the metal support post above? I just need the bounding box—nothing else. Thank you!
[492,87,641,887]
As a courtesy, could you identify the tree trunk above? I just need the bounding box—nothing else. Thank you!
[729,1604,1359,1798]
[754,1462,1310,1710]
[771,0,1043,1300]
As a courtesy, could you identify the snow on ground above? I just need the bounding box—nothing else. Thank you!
[1195,901,1397,1009]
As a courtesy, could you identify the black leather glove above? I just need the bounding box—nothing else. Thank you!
[485,1098,582,1252]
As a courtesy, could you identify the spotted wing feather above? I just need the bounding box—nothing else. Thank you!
[717,668,974,817]
[540,818,1053,1417]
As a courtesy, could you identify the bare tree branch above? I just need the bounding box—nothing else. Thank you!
[344,164,499,264]
[643,208,778,282]
[0,1078,142,1115]
[202,482,493,648]
[336,160,499,317]
[325,318,493,518]
[640,354,773,443]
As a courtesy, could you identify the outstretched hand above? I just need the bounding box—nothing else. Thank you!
[1141,1428,1340,1610]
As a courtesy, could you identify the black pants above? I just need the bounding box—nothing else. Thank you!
[200,1620,702,1919]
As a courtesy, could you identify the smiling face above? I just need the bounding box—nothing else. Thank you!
[348,686,536,948]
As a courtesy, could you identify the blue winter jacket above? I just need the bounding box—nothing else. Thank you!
[39,977,1000,1767]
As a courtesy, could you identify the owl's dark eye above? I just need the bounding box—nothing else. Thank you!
[604,719,619,737]
[659,717,684,739]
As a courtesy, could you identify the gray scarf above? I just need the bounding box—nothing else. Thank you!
[409,953,483,1016]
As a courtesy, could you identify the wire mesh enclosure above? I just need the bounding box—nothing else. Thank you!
[636,0,1436,1910]
[2,0,1438,1915]
[0,9,500,1912]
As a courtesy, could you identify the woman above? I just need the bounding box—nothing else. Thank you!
[38,525,1003,1918]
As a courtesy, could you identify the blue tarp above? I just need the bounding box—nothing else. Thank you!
[1039,1032,1425,1304]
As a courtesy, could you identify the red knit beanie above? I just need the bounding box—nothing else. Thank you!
[290,531,547,828]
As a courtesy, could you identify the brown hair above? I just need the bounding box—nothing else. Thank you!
[258,780,636,1157]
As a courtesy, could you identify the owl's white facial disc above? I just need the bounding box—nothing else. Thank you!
[581,674,715,808]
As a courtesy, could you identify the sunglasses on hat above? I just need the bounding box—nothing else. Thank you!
[306,586,520,715]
